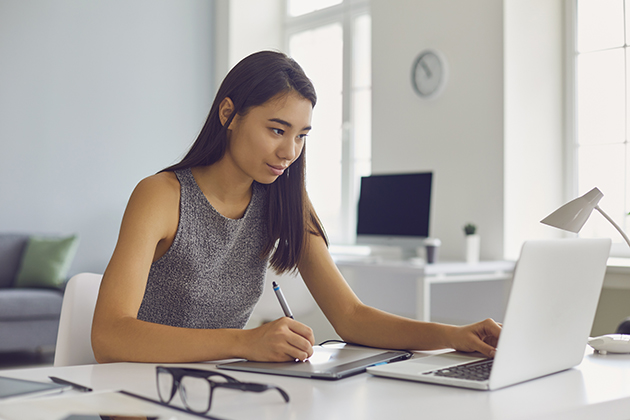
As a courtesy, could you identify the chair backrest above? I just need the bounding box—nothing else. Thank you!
[54,272,102,367]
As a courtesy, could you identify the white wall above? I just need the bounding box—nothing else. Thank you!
[212,0,284,85]
[504,0,565,258]
[211,0,284,89]
[372,0,565,261]
[229,0,283,67]
[372,0,506,261]
[0,0,215,275]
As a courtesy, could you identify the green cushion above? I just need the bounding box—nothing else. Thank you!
[14,235,79,288]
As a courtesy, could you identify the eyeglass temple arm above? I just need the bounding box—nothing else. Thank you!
[270,385,290,402]
[595,205,630,249]
[222,382,290,402]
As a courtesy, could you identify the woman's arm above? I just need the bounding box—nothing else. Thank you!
[298,233,501,357]
[91,173,314,363]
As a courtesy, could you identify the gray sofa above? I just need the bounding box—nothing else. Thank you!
[0,234,65,353]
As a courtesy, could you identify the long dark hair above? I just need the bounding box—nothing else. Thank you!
[163,50,328,273]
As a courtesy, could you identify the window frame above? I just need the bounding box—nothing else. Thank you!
[282,0,371,244]
[567,0,630,257]
[566,0,578,205]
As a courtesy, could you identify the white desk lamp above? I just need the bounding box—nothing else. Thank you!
[540,187,630,248]
[541,186,630,353]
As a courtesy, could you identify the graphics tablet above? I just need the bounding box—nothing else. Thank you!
[217,343,411,380]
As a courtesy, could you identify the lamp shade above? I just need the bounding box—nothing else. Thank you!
[540,187,603,233]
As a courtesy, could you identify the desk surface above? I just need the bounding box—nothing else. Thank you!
[1,348,629,420]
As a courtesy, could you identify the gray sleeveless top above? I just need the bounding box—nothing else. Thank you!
[137,168,269,329]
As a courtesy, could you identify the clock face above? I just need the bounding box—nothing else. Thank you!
[411,50,446,98]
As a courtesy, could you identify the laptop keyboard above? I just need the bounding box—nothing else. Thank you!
[425,359,494,382]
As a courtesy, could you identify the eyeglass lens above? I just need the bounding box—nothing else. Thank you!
[157,368,234,414]
[156,367,287,414]
[180,375,215,413]
[156,370,174,403]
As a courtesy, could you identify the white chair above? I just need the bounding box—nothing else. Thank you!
[54,272,102,367]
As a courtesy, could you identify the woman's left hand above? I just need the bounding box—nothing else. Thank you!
[448,318,502,358]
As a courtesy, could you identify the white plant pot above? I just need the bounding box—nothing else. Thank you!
[465,234,480,264]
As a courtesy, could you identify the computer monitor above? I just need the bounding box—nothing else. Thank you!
[356,172,432,259]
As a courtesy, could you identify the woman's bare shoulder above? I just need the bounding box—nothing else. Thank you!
[119,172,181,231]
[132,172,180,203]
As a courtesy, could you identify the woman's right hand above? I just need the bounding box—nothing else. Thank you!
[242,317,315,362]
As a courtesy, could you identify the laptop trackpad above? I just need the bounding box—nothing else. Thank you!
[410,352,486,372]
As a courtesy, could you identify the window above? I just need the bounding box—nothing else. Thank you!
[573,0,630,255]
[284,0,371,244]
[287,0,342,16]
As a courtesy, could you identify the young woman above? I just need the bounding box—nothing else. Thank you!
[91,51,501,364]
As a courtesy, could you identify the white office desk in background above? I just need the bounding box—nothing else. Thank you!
[332,254,515,323]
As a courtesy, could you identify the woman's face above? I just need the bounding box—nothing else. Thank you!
[223,91,313,185]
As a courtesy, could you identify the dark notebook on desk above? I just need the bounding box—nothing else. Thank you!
[368,239,611,390]
[217,343,410,380]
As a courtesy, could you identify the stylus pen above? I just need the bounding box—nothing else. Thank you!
[272,281,294,319]
[49,376,93,392]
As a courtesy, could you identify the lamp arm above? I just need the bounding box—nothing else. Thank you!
[595,205,630,249]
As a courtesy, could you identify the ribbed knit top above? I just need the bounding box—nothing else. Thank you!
[137,168,269,329]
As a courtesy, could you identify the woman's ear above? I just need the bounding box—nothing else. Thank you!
[218,97,235,127]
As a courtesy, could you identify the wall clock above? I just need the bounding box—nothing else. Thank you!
[411,49,447,99]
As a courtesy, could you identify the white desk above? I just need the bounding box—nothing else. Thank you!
[1,348,630,420]
[334,257,515,322]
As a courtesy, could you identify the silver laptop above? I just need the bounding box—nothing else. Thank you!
[367,238,611,390]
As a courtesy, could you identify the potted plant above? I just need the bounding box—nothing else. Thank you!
[464,223,480,264]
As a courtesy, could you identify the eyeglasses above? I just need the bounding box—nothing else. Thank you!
[156,366,290,414]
